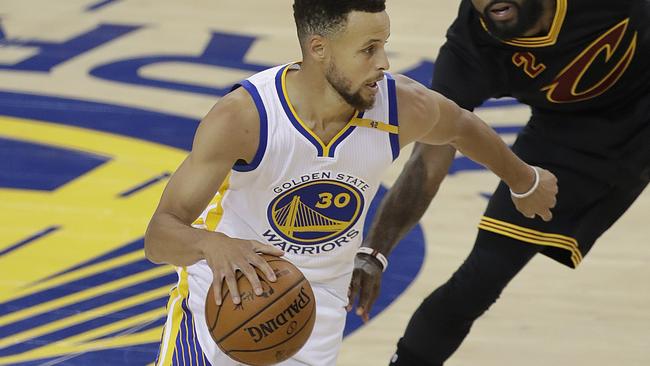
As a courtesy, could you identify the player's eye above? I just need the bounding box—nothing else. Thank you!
[363,45,376,54]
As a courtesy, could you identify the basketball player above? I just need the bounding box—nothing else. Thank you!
[346,0,650,364]
[144,1,558,365]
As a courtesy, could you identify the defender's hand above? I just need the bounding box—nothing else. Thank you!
[511,167,558,221]
[347,253,383,323]
[201,233,284,306]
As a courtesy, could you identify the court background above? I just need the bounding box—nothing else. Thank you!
[0,1,648,365]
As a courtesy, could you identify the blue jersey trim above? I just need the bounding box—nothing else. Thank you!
[327,111,364,158]
[274,64,361,158]
[275,65,324,156]
[232,80,268,172]
[385,73,400,161]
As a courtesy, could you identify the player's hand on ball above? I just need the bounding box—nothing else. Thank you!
[200,232,284,306]
[511,166,558,221]
[347,252,383,323]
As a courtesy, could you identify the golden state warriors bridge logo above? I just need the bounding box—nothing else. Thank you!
[265,178,365,254]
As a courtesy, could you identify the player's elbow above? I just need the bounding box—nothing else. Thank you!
[144,218,165,264]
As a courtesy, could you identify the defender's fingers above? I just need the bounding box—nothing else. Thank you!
[361,279,381,316]
[347,271,361,312]
[540,209,553,222]
[224,271,241,304]
[356,306,370,323]
[357,274,374,308]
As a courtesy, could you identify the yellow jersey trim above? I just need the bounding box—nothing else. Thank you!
[480,0,567,48]
[159,176,229,364]
[157,267,189,366]
[349,117,399,134]
[280,64,360,157]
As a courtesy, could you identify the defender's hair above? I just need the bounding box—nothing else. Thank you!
[293,0,386,44]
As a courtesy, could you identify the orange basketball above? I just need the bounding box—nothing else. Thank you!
[205,255,316,366]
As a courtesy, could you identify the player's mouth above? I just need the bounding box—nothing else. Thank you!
[487,2,518,22]
[365,81,379,93]
[365,76,383,93]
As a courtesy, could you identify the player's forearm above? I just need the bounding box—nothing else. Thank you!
[144,211,213,266]
[363,144,455,255]
[451,109,535,193]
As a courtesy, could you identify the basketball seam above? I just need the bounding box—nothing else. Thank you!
[226,299,316,354]
[214,276,308,344]
[218,258,284,302]
[209,271,246,332]
[208,258,286,332]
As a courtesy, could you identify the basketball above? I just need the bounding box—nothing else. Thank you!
[205,255,316,366]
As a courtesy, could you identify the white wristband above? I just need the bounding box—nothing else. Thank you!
[510,166,540,199]
[356,247,388,272]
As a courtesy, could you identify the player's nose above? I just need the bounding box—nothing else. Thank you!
[376,48,389,71]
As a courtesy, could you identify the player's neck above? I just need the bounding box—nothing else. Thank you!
[285,66,357,129]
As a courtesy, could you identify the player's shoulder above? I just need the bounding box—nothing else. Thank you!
[192,86,261,161]
[391,74,442,146]
[392,74,436,113]
[204,86,259,131]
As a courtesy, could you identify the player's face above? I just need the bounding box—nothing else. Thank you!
[325,11,390,111]
[472,0,545,40]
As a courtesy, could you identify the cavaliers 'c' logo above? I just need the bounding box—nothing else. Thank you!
[267,180,364,245]
[542,18,637,103]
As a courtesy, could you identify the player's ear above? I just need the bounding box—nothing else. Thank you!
[306,35,328,61]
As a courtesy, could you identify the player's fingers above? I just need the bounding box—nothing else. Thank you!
[357,274,380,322]
[347,270,361,312]
[213,273,224,306]
[224,271,241,304]
[250,255,277,282]
[361,277,381,316]
[356,307,369,323]
[252,241,284,257]
[240,263,264,296]
[540,209,553,222]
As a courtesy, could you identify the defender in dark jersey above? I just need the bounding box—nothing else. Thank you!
[346,0,650,364]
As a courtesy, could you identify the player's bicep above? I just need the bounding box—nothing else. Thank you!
[418,92,465,145]
[155,152,232,225]
[155,89,259,224]
[395,75,463,146]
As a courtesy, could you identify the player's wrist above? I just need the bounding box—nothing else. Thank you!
[356,247,388,272]
[510,165,540,198]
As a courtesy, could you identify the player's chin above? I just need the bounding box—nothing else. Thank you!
[359,94,377,110]
[362,84,379,102]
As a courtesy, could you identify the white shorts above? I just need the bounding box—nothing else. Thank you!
[154,265,348,366]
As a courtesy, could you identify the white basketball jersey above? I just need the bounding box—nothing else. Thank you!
[160,63,400,365]
[211,63,398,291]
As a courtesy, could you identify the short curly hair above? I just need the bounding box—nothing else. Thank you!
[293,0,386,44]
